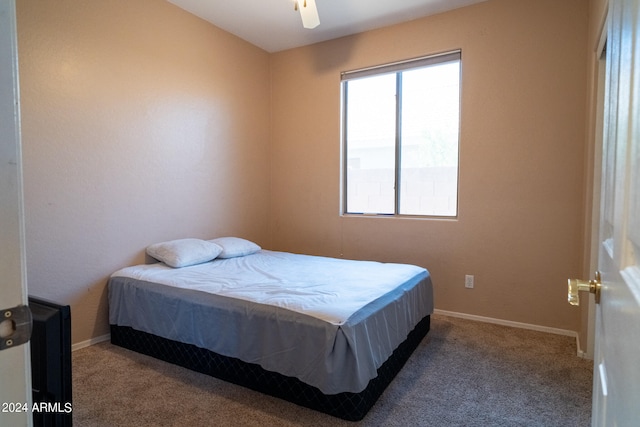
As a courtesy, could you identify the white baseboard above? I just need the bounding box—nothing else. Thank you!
[72,333,110,352]
[575,334,593,359]
[576,334,586,358]
[433,309,578,338]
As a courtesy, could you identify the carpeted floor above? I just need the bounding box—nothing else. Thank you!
[71,314,593,426]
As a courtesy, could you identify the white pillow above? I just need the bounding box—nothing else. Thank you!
[146,238,223,268]
[209,237,261,258]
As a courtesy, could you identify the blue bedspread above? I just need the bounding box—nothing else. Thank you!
[108,250,433,394]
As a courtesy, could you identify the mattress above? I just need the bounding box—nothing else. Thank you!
[108,250,433,395]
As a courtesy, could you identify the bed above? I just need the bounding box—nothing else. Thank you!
[108,237,434,421]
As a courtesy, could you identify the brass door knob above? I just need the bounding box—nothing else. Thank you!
[568,271,602,305]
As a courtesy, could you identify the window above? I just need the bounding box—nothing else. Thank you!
[341,51,461,217]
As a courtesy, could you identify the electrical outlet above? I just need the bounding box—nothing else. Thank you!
[465,274,474,289]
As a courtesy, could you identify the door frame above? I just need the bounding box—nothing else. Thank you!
[582,3,609,361]
[0,0,32,425]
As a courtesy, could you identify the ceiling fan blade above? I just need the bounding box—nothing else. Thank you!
[299,0,320,29]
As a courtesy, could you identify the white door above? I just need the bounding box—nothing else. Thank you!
[592,0,640,424]
[0,0,32,426]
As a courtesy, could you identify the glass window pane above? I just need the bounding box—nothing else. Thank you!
[399,61,460,216]
[346,74,396,214]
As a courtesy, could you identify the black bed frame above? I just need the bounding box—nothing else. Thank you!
[110,314,430,421]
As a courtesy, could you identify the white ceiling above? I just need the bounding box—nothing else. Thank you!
[167,0,487,53]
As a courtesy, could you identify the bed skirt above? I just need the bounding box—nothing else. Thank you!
[110,314,430,421]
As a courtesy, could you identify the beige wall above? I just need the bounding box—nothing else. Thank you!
[17,0,594,344]
[270,0,590,331]
[17,0,271,344]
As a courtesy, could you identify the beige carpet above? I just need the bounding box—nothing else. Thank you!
[71,314,593,426]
